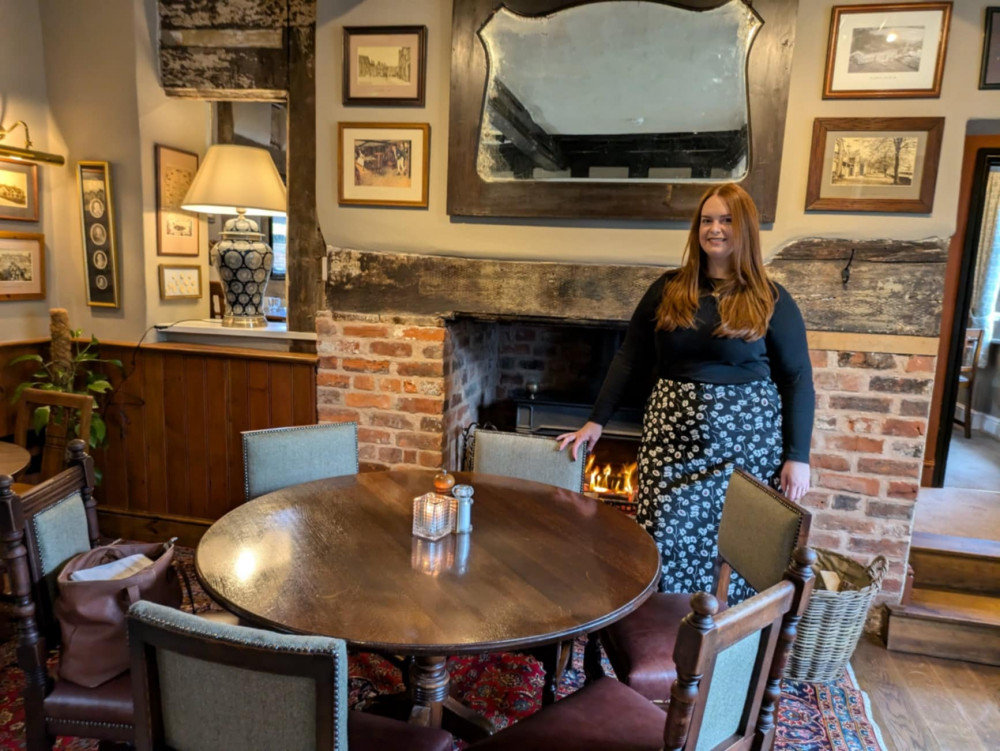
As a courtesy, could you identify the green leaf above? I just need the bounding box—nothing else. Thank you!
[88,380,113,394]
[94,467,103,486]
[32,406,50,435]
[10,381,38,404]
[7,353,44,367]
[71,328,83,338]
[108,359,124,370]
[90,334,99,347]
[37,383,58,391]
[77,352,98,361]
[91,414,107,444]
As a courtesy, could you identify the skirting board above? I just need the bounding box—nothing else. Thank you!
[953,405,1000,440]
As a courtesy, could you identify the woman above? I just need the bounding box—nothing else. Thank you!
[558,183,813,599]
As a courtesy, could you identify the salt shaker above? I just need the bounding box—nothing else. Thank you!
[451,484,474,533]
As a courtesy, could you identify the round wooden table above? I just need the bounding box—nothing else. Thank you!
[196,470,660,734]
[0,442,30,477]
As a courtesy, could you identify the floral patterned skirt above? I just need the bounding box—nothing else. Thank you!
[635,377,784,602]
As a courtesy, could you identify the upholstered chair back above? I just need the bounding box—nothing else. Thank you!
[717,470,811,595]
[128,600,349,751]
[242,422,359,501]
[471,430,587,492]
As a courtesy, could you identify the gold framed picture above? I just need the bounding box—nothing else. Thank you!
[338,122,430,207]
[155,144,200,256]
[0,158,39,222]
[0,231,45,301]
[823,2,952,99]
[158,264,202,300]
[77,161,120,308]
[805,117,945,213]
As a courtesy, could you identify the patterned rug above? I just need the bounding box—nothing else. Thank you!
[0,548,885,750]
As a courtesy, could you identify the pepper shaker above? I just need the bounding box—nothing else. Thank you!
[451,484,474,533]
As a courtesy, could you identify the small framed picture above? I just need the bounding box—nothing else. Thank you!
[338,122,430,207]
[0,158,39,222]
[77,161,120,308]
[155,144,200,256]
[158,264,202,300]
[823,3,952,99]
[0,231,45,302]
[343,26,427,106]
[806,117,945,213]
[981,7,1000,89]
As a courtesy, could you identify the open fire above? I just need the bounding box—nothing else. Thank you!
[584,454,637,503]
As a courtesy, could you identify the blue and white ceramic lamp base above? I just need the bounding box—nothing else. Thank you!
[211,214,273,328]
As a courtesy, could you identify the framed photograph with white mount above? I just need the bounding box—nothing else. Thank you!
[77,161,120,308]
[805,117,945,213]
[155,144,200,256]
[823,2,952,99]
[0,158,38,222]
[343,26,427,106]
[981,7,1000,89]
[0,231,45,302]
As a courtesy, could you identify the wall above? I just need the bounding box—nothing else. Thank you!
[316,0,998,265]
[0,0,55,339]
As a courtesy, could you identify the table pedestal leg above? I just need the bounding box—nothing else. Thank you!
[408,655,495,741]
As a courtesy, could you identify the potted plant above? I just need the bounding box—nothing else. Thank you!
[7,308,123,462]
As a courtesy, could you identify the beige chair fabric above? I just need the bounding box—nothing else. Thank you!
[471,429,587,492]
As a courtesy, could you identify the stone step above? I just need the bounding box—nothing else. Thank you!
[886,587,1000,667]
[909,531,1000,596]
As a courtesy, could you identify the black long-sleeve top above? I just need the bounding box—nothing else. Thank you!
[589,272,814,463]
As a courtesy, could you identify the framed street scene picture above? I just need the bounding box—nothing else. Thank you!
[805,117,945,213]
[155,144,200,256]
[343,26,427,106]
[0,158,39,222]
[823,2,952,99]
[338,122,430,207]
[0,231,45,302]
[77,161,120,308]
[158,264,202,300]
[981,7,1000,89]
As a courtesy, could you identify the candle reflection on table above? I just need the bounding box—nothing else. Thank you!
[411,533,471,576]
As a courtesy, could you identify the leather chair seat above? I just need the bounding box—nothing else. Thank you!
[469,677,666,751]
[600,592,692,701]
[348,710,453,751]
[44,671,133,727]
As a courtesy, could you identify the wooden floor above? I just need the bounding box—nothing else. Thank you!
[851,634,1000,750]
[914,487,1000,543]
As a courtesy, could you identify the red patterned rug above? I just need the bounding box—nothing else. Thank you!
[0,548,885,750]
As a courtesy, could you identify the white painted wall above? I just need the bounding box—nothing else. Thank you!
[316,0,1000,266]
[0,0,56,339]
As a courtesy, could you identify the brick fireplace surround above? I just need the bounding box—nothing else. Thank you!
[317,240,946,619]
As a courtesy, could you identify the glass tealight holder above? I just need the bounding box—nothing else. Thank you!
[412,492,455,540]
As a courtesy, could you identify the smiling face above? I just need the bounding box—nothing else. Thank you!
[698,194,734,277]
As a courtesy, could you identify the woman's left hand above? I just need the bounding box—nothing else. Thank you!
[779,460,810,502]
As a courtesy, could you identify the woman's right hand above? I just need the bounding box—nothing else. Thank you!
[556,421,603,461]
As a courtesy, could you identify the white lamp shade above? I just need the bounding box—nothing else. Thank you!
[181,144,287,216]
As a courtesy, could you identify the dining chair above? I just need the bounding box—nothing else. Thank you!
[467,548,817,751]
[241,422,359,501]
[470,428,589,704]
[470,429,587,492]
[598,468,811,702]
[127,600,454,751]
[0,439,133,751]
[953,327,984,439]
[12,387,94,492]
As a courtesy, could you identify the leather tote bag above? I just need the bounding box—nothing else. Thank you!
[55,541,182,687]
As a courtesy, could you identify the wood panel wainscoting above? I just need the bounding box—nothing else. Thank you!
[1,339,317,546]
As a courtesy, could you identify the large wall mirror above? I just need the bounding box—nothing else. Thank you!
[447,0,798,221]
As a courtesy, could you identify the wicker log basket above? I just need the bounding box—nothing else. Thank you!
[785,549,888,683]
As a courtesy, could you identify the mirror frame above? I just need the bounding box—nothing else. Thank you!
[447,0,798,222]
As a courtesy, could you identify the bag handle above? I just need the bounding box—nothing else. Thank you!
[865,555,889,589]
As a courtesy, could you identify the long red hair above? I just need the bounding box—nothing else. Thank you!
[656,183,776,341]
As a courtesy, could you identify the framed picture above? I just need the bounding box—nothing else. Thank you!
[155,144,200,256]
[158,264,202,300]
[338,122,430,207]
[823,2,952,99]
[0,158,39,222]
[981,7,1000,89]
[806,117,945,213]
[0,231,45,301]
[77,161,120,308]
[343,26,427,106]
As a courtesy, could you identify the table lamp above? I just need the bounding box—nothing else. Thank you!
[181,144,286,328]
